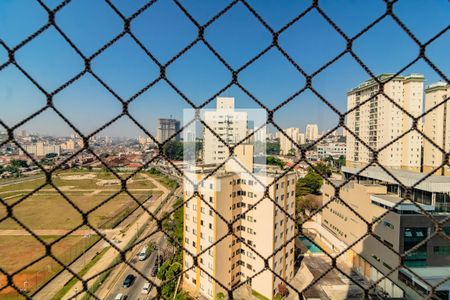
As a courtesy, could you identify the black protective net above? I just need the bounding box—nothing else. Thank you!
[0,0,449,299]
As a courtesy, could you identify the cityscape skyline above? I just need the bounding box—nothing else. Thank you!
[0,2,449,300]
[1,1,449,137]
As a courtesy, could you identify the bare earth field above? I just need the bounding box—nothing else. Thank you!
[0,235,99,298]
[0,171,162,298]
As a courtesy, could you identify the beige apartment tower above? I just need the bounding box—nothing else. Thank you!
[305,124,319,141]
[422,82,450,176]
[346,74,424,171]
[279,127,303,155]
[182,168,296,299]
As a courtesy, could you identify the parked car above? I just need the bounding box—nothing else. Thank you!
[122,274,136,288]
[138,245,148,261]
[114,293,124,300]
[141,282,152,294]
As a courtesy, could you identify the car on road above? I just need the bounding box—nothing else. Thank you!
[138,245,148,261]
[122,274,136,288]
[114,293,125,300]
[141,282,152,294]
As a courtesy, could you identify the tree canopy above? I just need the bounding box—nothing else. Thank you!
[266,156,285,169]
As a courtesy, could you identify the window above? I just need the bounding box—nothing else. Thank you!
[383,220,394,229]
[433,246,450,255]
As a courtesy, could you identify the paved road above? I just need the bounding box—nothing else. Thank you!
[107,235,167,300]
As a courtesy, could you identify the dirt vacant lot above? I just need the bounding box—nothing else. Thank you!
[0,171,161,230]
[0,235,98,298]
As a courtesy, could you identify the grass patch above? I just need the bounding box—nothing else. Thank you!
[252,290,270,300]
[148,168,179,190]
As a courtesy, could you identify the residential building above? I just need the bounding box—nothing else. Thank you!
[156,118,180,143]
[184,96,295,299]
[182,165,296,300]
[320,166,450,299]
[423,82,450,176]
[317,142,346,159]
[20,142,60,157]
[279,128,302,155]
[203,97,248,165]
[346,74,424,171]
[60,139,76,151]
[305,124,319,142]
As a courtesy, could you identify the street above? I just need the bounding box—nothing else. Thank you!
[107,234,168,300]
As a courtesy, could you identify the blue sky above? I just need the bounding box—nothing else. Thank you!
[0,0,448,137]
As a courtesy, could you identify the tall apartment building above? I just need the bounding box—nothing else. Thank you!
[183,96,296,299]
[320,166,450,299]
[20,142,61,157]
[203,97,248,165]
[182,167,296,299]
[279,127,303,155]
[346,74,424,171]
[156,118,180,143]
[423,82,450,176]
[305,124,319,141]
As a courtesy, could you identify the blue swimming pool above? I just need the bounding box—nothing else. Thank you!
[299,236,322,253]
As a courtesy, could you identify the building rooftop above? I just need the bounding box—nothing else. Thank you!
[347,73,424,94]
[343,166,450,193]
[400,267,450,291]
[370,194,435,212]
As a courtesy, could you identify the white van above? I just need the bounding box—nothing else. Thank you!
[138,245,148,261]
[141,282,152,294]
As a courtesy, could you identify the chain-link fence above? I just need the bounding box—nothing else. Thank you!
[0,0,449,299]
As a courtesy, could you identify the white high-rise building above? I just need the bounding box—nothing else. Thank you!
[346,74,424,171]
[203,97,248,165]
[305,124,319,141]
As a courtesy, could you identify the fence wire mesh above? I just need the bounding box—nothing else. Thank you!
[0,0,449,299]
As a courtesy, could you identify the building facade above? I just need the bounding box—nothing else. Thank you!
[21,142,61,157]
[279,127,302,155]
[156,118,180,143]
[320,166,450,299]
[182,168,296,299]
[317,142,346,159]
[203,97,248,165]
[423,82,450,176]
[305,124,319,142]
[346,74,424,171]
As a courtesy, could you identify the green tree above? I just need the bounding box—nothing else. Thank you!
[157,260,171,280]
[266,141,280,155]
[266,156,285,169]
[309,162,332,178]
[287,148,296,156]
[10,160,28,168]
[163,141,184,160]
[216,292,226,300]
[166,263,181,280]
[337,155,345,168]
[45,153,58,159]
[297,172,323,196]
